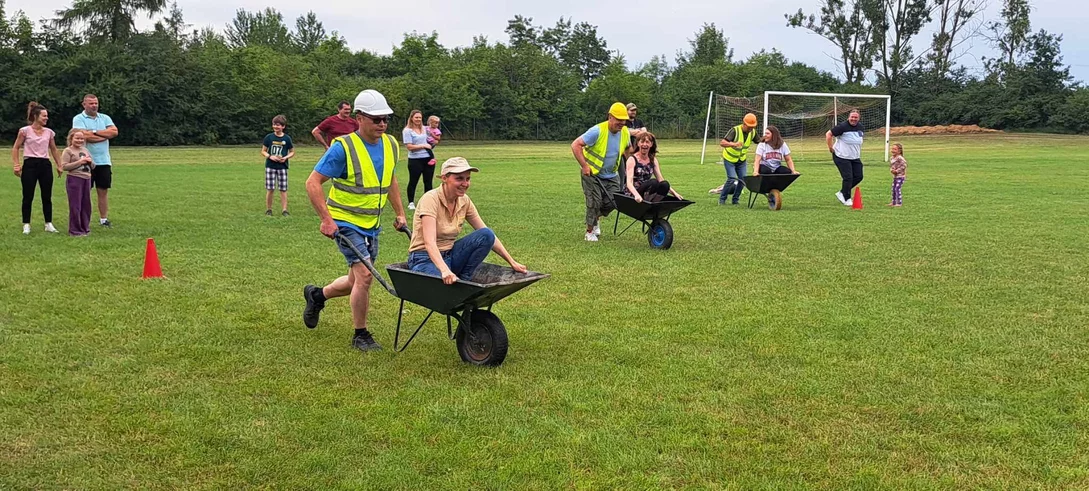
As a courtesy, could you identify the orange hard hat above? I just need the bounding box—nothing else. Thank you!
[744,113,758,127]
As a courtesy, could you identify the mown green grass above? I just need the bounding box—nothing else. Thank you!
[2,134,1088,489]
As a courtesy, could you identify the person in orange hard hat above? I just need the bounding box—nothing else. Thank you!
[712,112,761,205]
[571,102,633,242]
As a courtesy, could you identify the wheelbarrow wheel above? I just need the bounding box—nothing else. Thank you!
[456,310,509,367]
[768,189,782,211]
[648,219,674,250]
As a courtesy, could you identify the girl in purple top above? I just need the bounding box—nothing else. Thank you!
[11,102,63,234]
[888,143,907,207]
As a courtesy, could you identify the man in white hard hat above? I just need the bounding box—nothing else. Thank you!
[302,89,408,353]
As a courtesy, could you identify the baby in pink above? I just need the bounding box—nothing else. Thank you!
[425,116,442,166]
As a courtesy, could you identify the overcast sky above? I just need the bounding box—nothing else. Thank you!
[11,0,1087,82]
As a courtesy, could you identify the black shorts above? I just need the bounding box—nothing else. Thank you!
[91,165,112,189]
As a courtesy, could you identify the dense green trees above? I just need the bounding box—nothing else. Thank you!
[0,0,1084,146]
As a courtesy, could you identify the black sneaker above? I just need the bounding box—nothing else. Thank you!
[100,219,112,228]
[351,332,383,352]
[302,284,325,329]
[281,210,290,217]
[265,209,273,216]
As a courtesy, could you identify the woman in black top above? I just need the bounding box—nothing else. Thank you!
[624,132,683,203]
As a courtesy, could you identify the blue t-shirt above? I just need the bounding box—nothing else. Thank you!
[580,125,623,178]
[402,128,430,159]
[314,137,387,236]
[263,133,293,169]
[71,112,115,165]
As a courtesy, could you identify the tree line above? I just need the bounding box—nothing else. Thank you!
[1,0,1084,146]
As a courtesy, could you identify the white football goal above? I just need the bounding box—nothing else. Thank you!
[700,91,892,165]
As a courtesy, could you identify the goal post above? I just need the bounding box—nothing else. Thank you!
[702,91,892,165]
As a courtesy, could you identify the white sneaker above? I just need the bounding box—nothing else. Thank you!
[44,223,58,233]
[845,199,853,207]
[584,232,598,242]
[835,191,847,205]
[407,202,415,210]
[592,224,601,236]
[22,224,30,235]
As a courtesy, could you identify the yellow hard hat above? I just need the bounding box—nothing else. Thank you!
[609,102,630,120]
[744,113,758,127]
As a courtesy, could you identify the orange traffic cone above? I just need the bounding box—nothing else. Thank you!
[142,238,164,279]
[851,187,863,210]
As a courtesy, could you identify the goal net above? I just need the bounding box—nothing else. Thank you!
[701,91,891,166]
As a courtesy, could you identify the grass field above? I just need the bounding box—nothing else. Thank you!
[2,134,1089,489]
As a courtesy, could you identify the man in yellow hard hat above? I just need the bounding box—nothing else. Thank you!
[715,112,761,205]
[571,102,632,242]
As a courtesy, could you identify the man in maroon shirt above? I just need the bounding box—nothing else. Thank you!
[310,101,360,149]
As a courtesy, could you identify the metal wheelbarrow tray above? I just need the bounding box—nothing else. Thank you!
[744,174,801,210]
[609,193,695,249]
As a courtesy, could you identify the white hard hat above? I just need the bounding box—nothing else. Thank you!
[352,89,393,116]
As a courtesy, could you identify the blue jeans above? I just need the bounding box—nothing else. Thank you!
[335,225,378,267]
[720,160,747,203]
[407,228,496,281]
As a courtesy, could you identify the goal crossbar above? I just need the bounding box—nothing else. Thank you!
[763,91,892,162]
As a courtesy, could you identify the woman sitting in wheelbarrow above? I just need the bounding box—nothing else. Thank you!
[623,131,684,203]
[407,157,527,285]
[752,125,798,206]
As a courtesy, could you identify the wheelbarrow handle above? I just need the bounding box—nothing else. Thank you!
[396,223,412,240]
[592,174,619,210]
[333,232,397,297]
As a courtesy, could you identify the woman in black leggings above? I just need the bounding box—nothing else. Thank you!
[11,102,63,234]
[401,109,434,210]
[623,131,683,203]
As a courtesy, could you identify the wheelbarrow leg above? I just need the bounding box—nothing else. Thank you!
[394,299,435,353]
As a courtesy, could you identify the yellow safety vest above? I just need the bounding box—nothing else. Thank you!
[582,122,631,176]
[326,132,398,230]
[722,124,757,163]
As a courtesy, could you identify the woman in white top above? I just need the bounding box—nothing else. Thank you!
[752,125,797,177]
[752,125,797,209]
[11,102,63,234]
[402,109,434,210]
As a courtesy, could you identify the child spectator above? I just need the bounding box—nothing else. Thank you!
[60,129,95,236]
[262,115,295,216]
[889,143,907,207]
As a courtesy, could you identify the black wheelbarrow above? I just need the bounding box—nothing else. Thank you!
[593,177,694,249]
[744,173,801,211]
[335,229,548,366]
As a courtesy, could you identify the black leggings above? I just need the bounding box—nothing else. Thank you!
[833,156,864,198]
[759,164,792,175]
[406,157,434,204]
[21,157,53,223]
[636,179,671,200]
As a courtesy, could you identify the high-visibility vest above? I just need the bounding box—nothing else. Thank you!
[326,132,398,230]
[722,124,757,163]
[582,122,631,175]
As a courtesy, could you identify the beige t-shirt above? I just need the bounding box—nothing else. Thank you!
[408,188,479,253]
[61,147,94,179]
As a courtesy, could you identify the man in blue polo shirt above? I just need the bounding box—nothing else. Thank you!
[302,89,408,353]
[72,94,119,227]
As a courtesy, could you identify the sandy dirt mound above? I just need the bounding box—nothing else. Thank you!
[873,125,1002,136]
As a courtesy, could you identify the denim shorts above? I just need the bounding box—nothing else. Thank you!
[335,226,378,267]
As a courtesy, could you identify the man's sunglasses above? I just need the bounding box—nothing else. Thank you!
[363,115,389,125]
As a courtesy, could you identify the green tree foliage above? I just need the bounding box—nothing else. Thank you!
[677,23,733,68]
[786,0,875,84]
[54,0,165,42]
[1,4,1085,147]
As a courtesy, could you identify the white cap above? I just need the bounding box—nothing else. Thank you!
[440,157,479,176]
[352,89,393,116]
